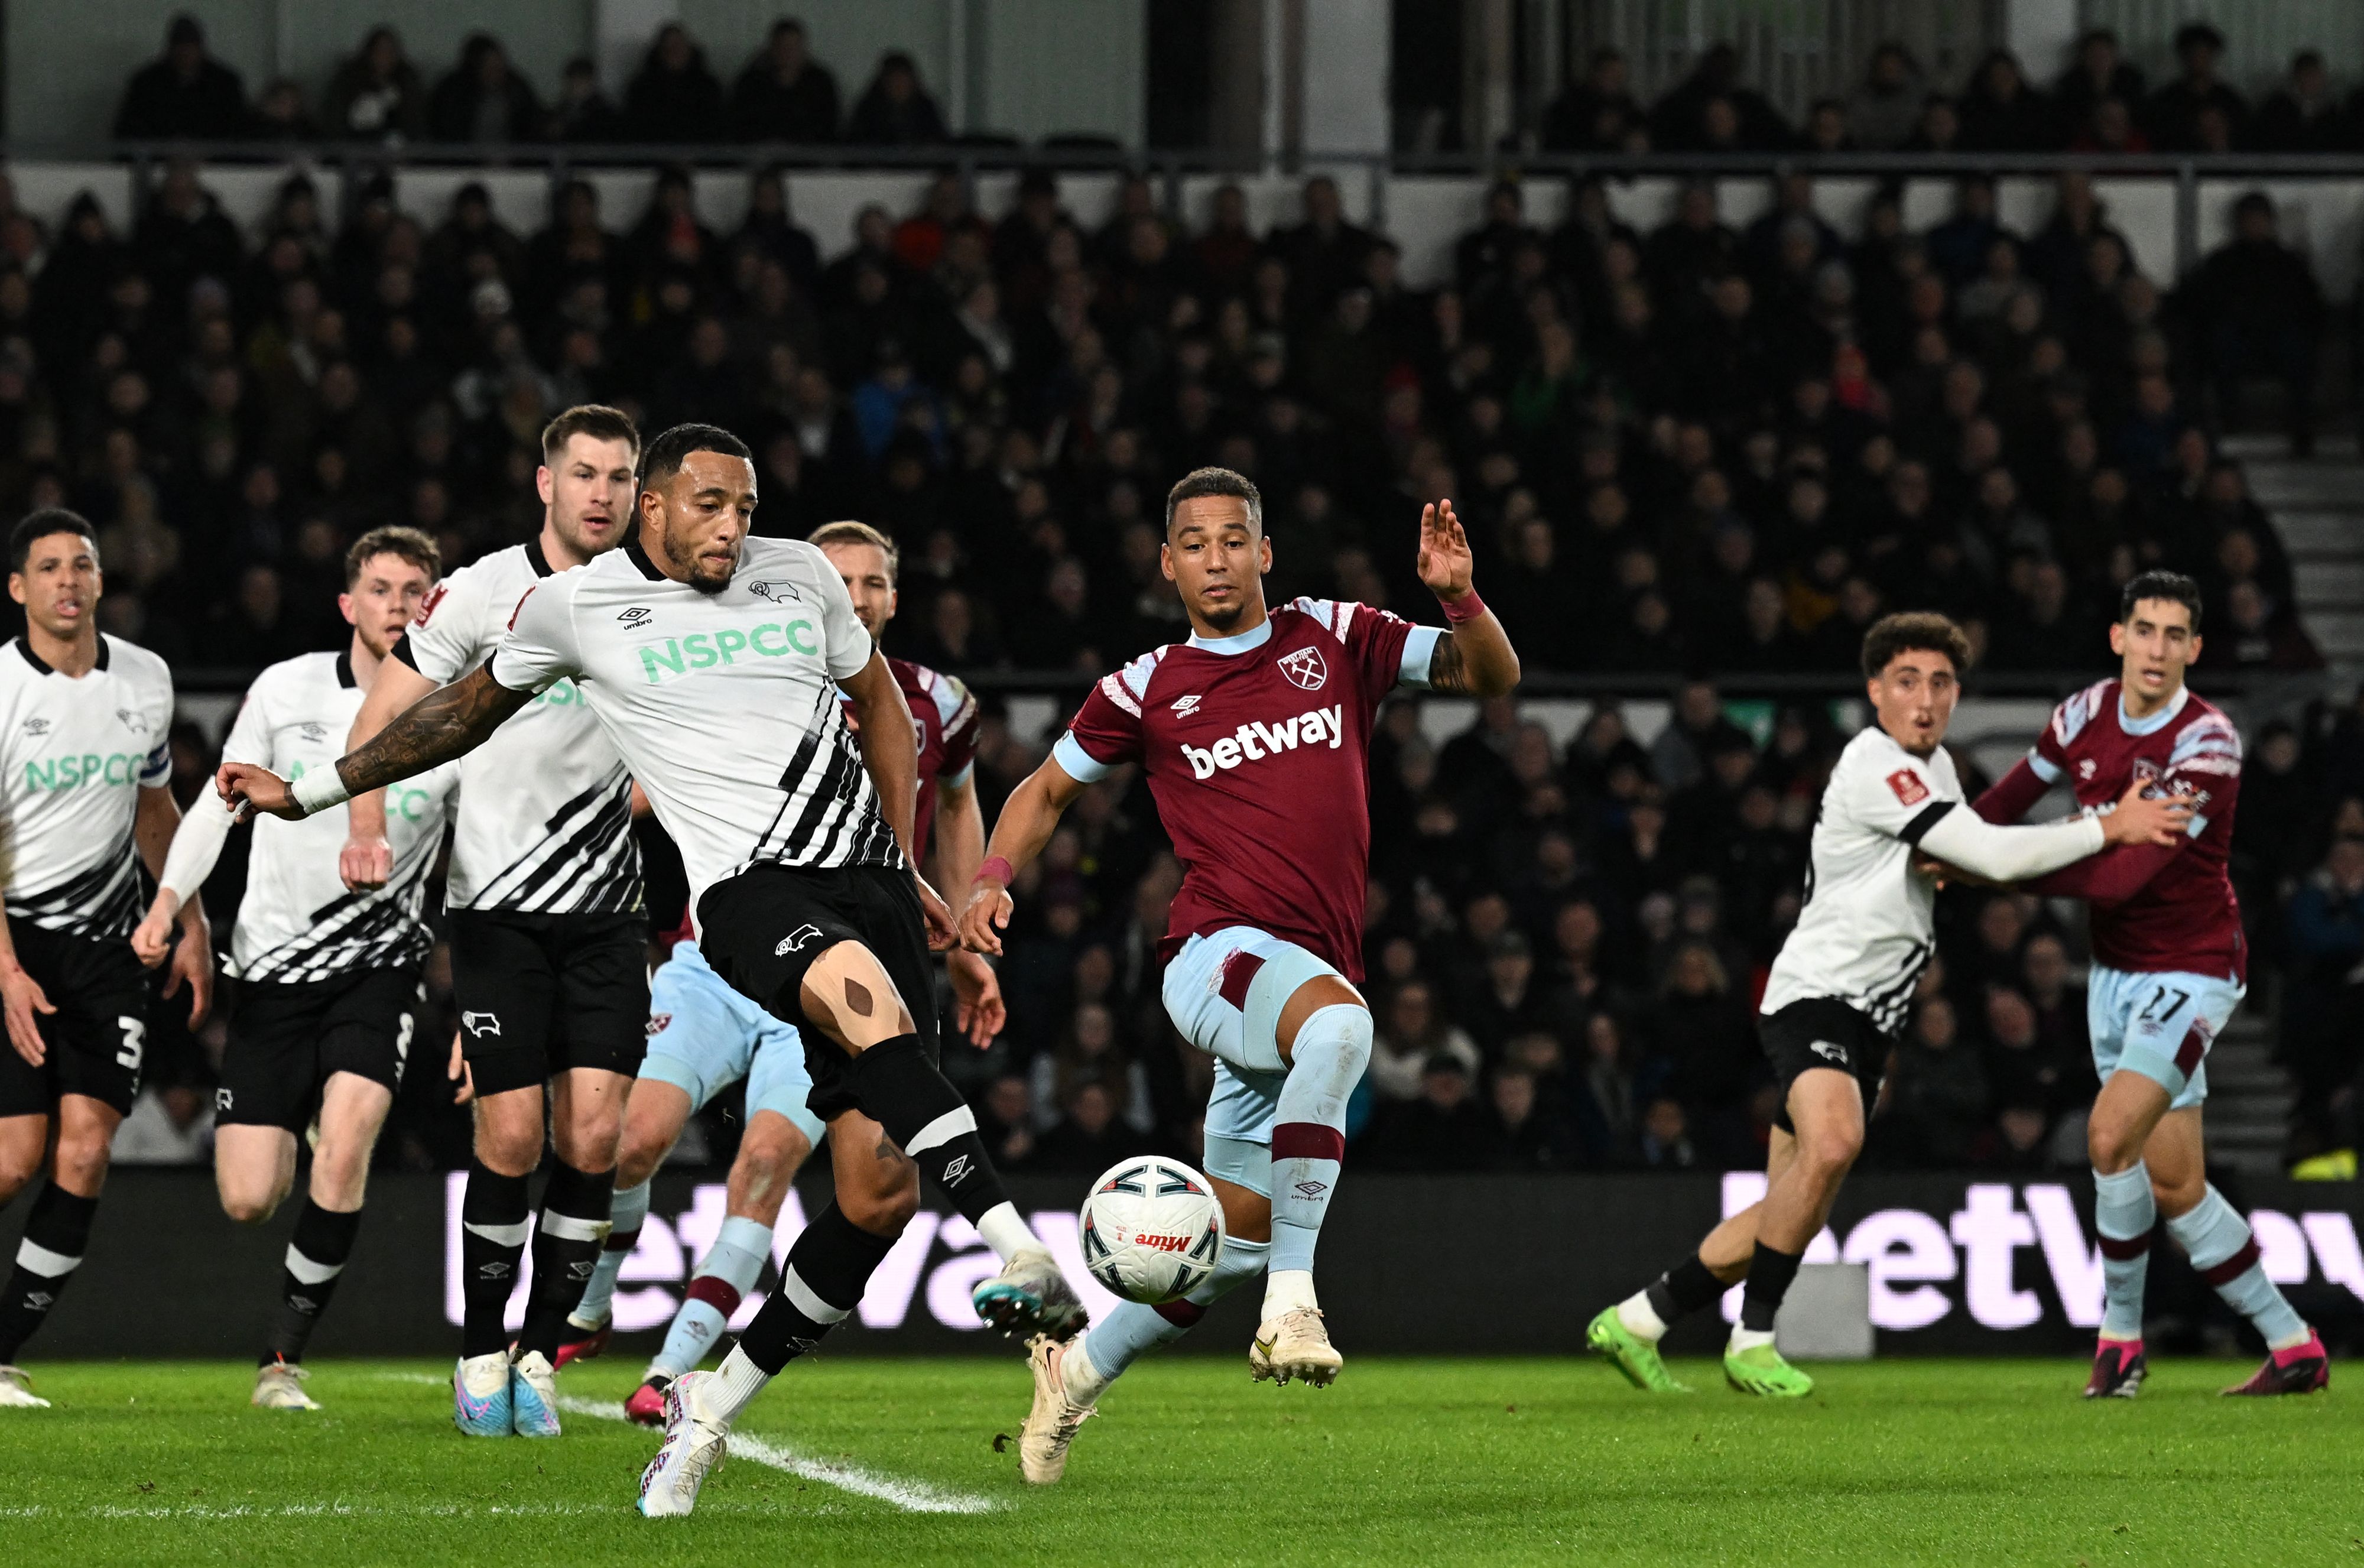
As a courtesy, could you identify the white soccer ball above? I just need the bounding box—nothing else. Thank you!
[1077,1155,1227,1304]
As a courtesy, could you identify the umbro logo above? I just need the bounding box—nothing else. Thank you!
[774,924,824,956]
[299,722,327,743]
[746,579,802,604]
[2077,758,2097,781]
[461,1010,502,1038]
[1294,1179,1329,1199]
[617,606,654,629]
[1171,694,1202,716]
[116,709,148,733]
[1811,1040,1847,1064]
[941,1154,972,1184]
[20,717,47,735]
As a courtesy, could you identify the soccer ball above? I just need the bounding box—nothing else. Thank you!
[1077,1156,1226,1304]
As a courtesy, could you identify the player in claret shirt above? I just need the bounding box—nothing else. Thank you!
[1973,571,2327,1398]
[957,466,1521,1483]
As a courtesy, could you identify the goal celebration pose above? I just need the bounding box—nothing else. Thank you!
[0,510,204,1408]
[958,467,1519,1483]
[1972,571,2327,1397]
[1586,613,2193,1397]
[343,406,649,1437]
[133,528,456,1410]
[217,424,1084,1517]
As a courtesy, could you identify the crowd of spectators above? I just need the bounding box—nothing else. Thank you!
[1546,25,2364,158]
[67,21,2355,1177]
[113,14,952,149]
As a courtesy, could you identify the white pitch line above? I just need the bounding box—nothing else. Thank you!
[556,1395,1001,1515]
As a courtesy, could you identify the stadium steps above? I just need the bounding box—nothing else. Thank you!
[2199,1009,2290,1177]
[2227,434,2364,680]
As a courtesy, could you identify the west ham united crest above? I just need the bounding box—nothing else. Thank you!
[1278,646,1327,691]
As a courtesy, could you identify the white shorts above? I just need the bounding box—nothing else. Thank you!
[1161,925,1359,1195]
[638,941,824,1146]
[2087,964,2243,1114]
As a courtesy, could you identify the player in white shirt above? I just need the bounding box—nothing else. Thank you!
[340,407,647,1436]
[133,528,456,1412]
[219,424,1087,1517]
[1584,613,2194,1397]
[0,510,209,1408]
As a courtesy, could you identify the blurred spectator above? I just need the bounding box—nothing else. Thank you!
[2281,835,2364,1157]
[1958,51,2055,152]
[548,56,624,142]
[1368,1054,1495,1171]
[2055,29,2145,134]
[2255,50,2342,152]
[115,14,248,141]
[1636,1097,1698,1168]
[1847,42,1923,150]
[625,24,726,142]
[323,26,428,142]
[846,51,949,144]
[2144,22,2248,151]
[428,34,542,143]
[2180,193,2325,452]
[1884,996,1990,1165]
[111,1081,215,1165]
[1032,1079,1138,1172]
[1489,1066,1578,1170]
[1369,979,1480,1100]
[1542,47,1642,152]
[730,18,842,142]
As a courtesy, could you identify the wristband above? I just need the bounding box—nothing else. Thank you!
[1438,589,1488,625]
[975,855,1015,887]
[291,767,353,818]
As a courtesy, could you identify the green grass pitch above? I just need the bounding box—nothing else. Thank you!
[5,1356,2356,1566]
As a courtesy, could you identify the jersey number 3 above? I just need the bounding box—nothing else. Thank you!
[114,1015,146,1070]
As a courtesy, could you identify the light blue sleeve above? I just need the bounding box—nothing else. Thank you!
[1052,732,1114,783]
[1397,625,1446,689]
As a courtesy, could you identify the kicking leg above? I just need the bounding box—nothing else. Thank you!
[1592,1131,1794,1392]
[795,939,1082,1336]
[1019,1176,1274,1485]
[255,1072,392,1409]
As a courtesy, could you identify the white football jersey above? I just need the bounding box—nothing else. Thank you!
[398,541,640,914]
[222,652,459,982]
[0,636,173,939]
[1759,725,1962,1034]
[490,536,901,923]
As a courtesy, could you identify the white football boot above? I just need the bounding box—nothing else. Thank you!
[509,1349,561,1436]
[252,1359,320,1410]
[0,1365,50,1408]
[1250,1307,1343,1387]
[638,1371,730,1518]
[1017,1334,1096,1485]
[972,1246,1089,1340]
[453,1352,512,1436]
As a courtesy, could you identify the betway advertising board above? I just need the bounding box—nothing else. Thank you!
[16,1172,2363,1358]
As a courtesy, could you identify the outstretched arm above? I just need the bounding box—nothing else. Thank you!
[957,754,1092,956]
[1414,499,1519,697]
[219,664,531,821]
[1972,757,2054,824]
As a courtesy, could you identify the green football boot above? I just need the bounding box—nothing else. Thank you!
[1722,1340,1814,1397]
[1585,1306,1691,1392]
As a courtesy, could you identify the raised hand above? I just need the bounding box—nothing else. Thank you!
[1415,498,1475,602]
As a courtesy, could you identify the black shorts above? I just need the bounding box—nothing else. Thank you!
[695,863,938,1125]
[449,910,651,1098]
[0,923,150,1118]
[1762,997,1894,1135]
[216,968,424,1133]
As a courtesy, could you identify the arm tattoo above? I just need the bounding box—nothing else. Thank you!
[1427,633,1469,694]
[334,665,530,795]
